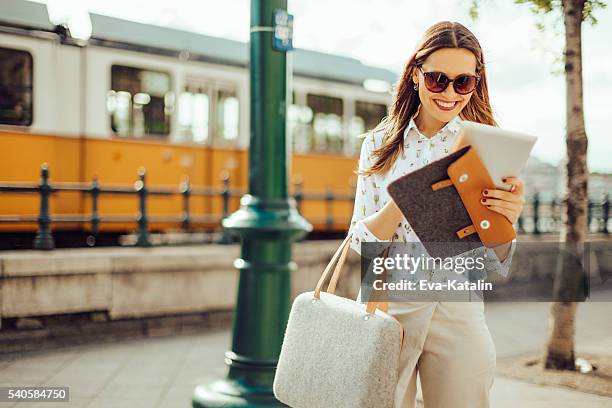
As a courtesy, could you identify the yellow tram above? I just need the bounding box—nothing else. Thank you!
[0,0,396,243]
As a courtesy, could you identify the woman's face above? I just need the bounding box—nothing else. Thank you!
[412,47,478,123]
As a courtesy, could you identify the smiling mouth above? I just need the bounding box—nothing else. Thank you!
[434,99,459,111]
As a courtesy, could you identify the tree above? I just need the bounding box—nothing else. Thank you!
[469,0,606,371]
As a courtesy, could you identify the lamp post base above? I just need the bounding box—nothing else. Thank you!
[192,379,287,408]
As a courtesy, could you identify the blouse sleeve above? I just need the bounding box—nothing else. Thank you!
[347,131,394,259]
[470,237,517,280]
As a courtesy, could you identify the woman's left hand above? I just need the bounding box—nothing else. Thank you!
[480,176,525,224]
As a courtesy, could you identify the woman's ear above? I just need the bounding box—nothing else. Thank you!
[411,69,419,87]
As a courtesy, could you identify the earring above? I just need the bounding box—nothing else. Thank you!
[413,83,418,91]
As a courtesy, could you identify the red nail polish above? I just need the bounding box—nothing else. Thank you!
[483,190,488,195]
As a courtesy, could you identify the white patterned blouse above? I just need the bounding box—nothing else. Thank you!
[347,111,517,284]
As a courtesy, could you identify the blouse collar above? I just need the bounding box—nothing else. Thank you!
[404,104,463,144]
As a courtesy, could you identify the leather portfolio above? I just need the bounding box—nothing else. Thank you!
[386,144,516,258]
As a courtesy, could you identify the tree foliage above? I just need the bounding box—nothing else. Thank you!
[469,0,606,24]
[469,0,606,75]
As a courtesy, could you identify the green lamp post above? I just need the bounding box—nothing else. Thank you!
[192,0,312,406]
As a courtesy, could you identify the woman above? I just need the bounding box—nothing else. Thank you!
[348,21,524,407]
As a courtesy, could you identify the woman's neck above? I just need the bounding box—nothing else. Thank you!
[414,107,447,138]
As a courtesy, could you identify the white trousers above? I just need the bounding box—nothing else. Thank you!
[389,301,496,408]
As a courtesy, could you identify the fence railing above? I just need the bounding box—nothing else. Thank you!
[0,164,609,249]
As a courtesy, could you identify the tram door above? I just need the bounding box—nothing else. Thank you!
[178,78,241,216]
[210,83,241,216]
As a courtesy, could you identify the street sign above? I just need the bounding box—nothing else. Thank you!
[272,9,293,52]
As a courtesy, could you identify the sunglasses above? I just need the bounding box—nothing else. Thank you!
[417,66,480,95]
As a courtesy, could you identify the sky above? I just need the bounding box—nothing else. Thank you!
[38,0,612,173]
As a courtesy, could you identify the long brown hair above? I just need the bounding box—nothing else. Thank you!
[358,21,497,178]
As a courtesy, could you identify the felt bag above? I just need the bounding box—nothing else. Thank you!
[386,144,516,258]
[273,234,404,408]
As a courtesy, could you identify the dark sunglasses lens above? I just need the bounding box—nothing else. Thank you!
[453,75,477,94]
[424,72,448,92]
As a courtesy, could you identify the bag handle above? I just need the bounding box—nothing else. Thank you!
[313,233,390,314]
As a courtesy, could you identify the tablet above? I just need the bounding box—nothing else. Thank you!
[451,121,537,192]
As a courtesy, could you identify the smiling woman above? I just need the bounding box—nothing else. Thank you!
[347,21,524,408]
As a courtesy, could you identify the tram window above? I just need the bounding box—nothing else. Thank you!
[288,91,312,154]
[348,116,366,143]
[108,65,173,137]
[178,90,209,143]
[0,47,33,126]
[306,94,343,153]
[355,101,387,132]
[347,101,388,154]
[216,89,239,142]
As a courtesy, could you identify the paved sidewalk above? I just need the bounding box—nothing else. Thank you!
[491,376,612,408]
[0,300,611,407]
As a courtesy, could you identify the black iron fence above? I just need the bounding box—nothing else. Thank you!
[0,164,609,250]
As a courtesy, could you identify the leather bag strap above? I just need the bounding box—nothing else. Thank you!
[313,233,404,351]
[314,233,389,313]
